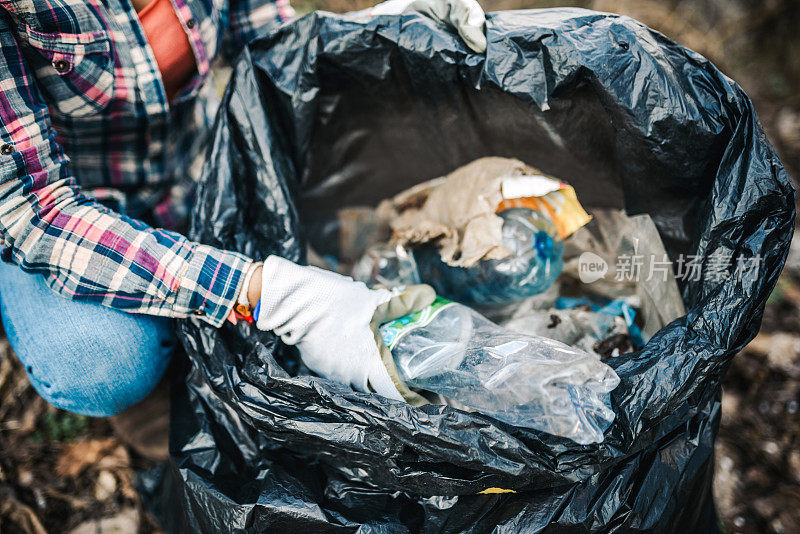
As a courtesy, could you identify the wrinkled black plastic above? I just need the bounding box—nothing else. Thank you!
[157,8,795,532]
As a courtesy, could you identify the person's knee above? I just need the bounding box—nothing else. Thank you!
[3,303,173,417]
[47,353,168,417]
[0,266,174,417]
[26,330,172,417]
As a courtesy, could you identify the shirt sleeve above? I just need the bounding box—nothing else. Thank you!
[0,19,251,327]
[223,0,295,60]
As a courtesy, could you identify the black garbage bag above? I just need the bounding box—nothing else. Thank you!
[155,8,795,532]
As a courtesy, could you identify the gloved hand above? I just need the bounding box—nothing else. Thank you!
[255,255,435,400]
[358,0,487,53]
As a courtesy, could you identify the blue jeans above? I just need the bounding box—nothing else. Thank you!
[0,261,174,417]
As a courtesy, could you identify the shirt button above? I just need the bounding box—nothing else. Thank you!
[185,18,196,29]
[0,143,13,155]
[192,309,205,316]
[53,59,71,73]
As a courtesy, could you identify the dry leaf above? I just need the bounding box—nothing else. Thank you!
[56,438,129,479]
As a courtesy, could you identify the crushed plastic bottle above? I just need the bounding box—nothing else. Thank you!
[380,297,620,444]
[413,208,564,306]
[352,244,421,287]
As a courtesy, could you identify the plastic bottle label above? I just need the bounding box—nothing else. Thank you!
[379,296,454,350]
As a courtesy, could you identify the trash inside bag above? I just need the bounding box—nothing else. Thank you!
[352,207,566,305]
[502,305,631,356]
[411,207,565,305]
[561,209,688,343]
[351,157,590,305]
[153,8,795,533]
[353,243,422,287]
[351,202,680,358]
[380,297,620,444]
[345,158,624,426]
[477,208,688,354]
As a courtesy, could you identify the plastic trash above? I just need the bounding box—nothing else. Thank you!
[352,244,421,287]
[352,208,565,304]
[380,298,620,444]
[555,296,644,347]
[502,307,630,356]
[562,210,686,342]
[413,208,564,305]
[150,9,795,533]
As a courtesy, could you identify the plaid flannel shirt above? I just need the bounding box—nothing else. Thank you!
[0,0,293,327]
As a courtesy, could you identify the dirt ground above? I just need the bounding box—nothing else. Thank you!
[1,1,799,533]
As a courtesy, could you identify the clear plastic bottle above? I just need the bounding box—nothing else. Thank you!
[413,208,564,306]
[352,244,421,288]
[380,298,619,444]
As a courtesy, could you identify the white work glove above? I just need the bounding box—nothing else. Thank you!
[358,0,487,53]
[255,255,435,400]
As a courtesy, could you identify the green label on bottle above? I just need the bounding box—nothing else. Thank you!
[379,296,454,350]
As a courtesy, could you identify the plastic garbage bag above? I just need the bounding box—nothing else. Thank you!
[153,8,795,532]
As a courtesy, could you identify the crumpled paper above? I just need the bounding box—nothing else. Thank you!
[387,157,547,267]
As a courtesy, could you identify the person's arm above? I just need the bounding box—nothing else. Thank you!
[246,264,264,307]
[0,18,250,327]
[222,0,295,60]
